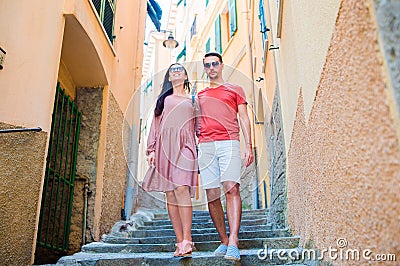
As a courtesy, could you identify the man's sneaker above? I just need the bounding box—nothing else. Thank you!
[214,244,228,256]
[224,245,241,261]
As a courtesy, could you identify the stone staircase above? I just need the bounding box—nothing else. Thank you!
[56,209,313,265]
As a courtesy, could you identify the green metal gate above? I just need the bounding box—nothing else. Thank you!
[37,83,81,252]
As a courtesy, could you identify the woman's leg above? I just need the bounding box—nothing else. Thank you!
[174,186,193,247]
[165,191,183,244]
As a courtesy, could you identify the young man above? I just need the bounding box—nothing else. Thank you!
[197,52,254,260]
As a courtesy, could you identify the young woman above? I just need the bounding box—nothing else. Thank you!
[142,63,200,257]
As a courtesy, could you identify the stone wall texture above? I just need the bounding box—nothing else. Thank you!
[99,92,127,235]
[75,87,103,243]
[0,123,48,265]
[287,0,400,262]
[373,0,400,114]
[267,87,288,229]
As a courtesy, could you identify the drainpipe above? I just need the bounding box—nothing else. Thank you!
[244,0,260,210]
[124,124,139,220]
[270,135,275,197]
[82,182,92,246]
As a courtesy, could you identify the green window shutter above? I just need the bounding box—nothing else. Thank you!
[92,0,102,15]
[228,0,237,37]
[205,38,211,53]
[103,0,115,43]
[91,0,115,44]
[144,80,152,93]
[214,15,222,53]
[190,17,197,40]
[176,44,186,62]
[206,0,209,7]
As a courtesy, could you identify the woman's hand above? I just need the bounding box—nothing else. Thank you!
[147,151,155,167]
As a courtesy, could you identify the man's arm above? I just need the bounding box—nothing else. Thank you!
[238,104,254,167]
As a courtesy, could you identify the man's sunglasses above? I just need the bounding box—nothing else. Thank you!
[203,61,221,69]
[169,66,185,73]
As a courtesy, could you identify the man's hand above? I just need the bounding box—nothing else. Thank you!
[238,104,254,167]
[243,144,254,167]
[147,151,155,167]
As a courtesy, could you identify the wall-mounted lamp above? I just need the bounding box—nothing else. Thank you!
[145,30,179,49]
[162,32,179,49]
[0,47,6,70]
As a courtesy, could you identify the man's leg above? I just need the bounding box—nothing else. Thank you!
[206,187,229,246]
[222,181,242,247]
[198,141,228,254]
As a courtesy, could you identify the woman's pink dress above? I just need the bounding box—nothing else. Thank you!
[142,94,200,197]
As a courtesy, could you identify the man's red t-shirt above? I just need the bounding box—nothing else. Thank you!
[198,83,247,143]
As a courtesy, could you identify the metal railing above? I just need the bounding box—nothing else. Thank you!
[0,127,42,133]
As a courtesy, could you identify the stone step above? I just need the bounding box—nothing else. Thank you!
[119,224,273,238]
[85,236,299,253]
[103,229,291,245]
[152,209,268,220]
[142,217,268,228]
[147,214,267,226]
[57,247,306,266]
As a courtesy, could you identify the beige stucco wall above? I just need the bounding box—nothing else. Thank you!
[0,123,48,265]
[100,92,127,235]
[287,0,400,263]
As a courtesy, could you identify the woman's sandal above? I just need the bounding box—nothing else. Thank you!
[179,240,194,257]
[173,242,182,257]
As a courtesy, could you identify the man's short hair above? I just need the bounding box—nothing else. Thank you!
[203,52,223,63]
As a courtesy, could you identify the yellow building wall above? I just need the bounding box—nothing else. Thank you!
[0,1,65,131]
[0,0,146,264]
[0,1,65,265]
[273,0,342,153]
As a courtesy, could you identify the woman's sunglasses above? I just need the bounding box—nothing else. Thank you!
[169,66,185,73]
[203,61,220,69]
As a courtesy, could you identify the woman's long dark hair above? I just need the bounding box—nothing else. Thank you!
[154,63,191,116]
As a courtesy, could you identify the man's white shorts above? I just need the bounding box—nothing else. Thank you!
[198,140,241,189]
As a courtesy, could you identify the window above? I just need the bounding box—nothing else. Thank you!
[259,0,269,50]
[214,15,222,53]
[143,80,152,94]
[205,38,211,53]
[190,17,197,40]
[91,0,116,43]
[228,0,237,37]
[259,1,268,42]
[177,43,186,62]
